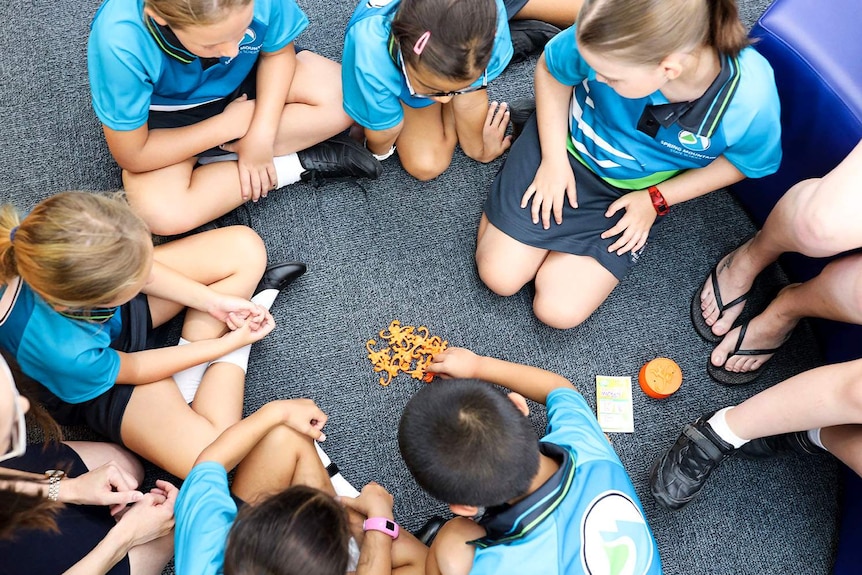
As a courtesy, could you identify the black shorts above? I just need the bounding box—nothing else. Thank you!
[39,294,154,445]
[148,46,308,158]
[484,113,661,280]
[0,442,131,575]
[504,0,530,19]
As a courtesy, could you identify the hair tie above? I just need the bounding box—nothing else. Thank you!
[413,31,431,55]
[9,226,18,243]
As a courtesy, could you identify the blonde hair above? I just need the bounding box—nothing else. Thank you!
[145,0,252,28]
[577,0,749,65]
[0,192,152,310]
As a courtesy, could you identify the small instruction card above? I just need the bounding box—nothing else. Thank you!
[596,375,634,433]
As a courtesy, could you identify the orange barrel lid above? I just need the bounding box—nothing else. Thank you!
[638,358,683,399]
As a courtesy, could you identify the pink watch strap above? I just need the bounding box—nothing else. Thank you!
[363,517,400,538]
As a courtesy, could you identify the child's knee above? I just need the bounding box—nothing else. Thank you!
[226,226,267,270]
[401,152,451,182]
[533,296,590,330]
[476,260,526,297]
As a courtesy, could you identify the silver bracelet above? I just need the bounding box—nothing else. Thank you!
[45,469,65,502]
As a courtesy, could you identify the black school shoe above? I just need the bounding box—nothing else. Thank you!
[254,261,307,295]
[413,516,447,546]
[509,20,561,63]
[649,413,736,511]
[297,133,381,186]
[738,431,825,460]
[508,97,536,141]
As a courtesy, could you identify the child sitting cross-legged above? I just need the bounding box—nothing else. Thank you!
[398,348,662,575]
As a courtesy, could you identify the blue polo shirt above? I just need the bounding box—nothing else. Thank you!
[341,0,513,131]
[0,278,122,403]
[470,388,662,575]
[544,25,782,189]
[88,0,308,131]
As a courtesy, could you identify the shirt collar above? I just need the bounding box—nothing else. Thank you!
[470,442,575,549]
[144,16,221,69]
[639,53,741,138]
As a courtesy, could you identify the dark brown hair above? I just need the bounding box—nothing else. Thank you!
[224,485,351,575]
[577,0,749,64]
[393,0,497,82]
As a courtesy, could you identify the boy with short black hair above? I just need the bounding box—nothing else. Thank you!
[398,347,662,575]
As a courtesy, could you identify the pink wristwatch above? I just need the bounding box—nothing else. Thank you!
[363,517,400,539]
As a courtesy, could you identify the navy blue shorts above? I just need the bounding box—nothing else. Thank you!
[39,294,154,446]
[148,47,307,158]
[484,113,659,280]
[0,442,131,575]
[504,0,530,18]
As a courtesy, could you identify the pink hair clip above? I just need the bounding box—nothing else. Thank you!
[413,31,431,55]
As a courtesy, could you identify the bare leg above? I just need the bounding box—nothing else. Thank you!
[712,252,862,372]
[533,252,618,329]
[511,0,581,28]
[475,214,549,296]
[699,139,862,337]
[425,518,484,575]
[147,226,267,341]
[64,441,144,484]
[724,358,862,440]
[396,101,458,181]
[821,425,862,475]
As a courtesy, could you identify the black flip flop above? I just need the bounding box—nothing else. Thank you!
[691,261,752,343]
[707,321,782,386]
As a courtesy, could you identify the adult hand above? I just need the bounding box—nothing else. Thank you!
[339,482,395,520]
[275,398,329,441]
[601,190,657,255]
[426,347,480,380]
[114,480,178,548]
[480,101,512,161]
[521,157,577,229]
[60,462,143,515]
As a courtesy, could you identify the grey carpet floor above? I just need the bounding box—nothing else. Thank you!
[1,0,840,573]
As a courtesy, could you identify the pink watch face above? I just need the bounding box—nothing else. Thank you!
[363,517,400,538]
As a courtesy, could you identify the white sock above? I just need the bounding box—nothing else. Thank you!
[172,338,210,403]
[807,428,826,451]
[707,407,749,449]
[210,344,251,373]
[314,441,361,498]
[251,289,278,310]
[347,538,361,572]
[273,153,304,187]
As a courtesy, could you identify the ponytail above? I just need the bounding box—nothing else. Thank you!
[0,205,21,285]
[707,0,749,57]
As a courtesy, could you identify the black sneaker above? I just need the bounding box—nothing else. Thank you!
[509,20,561,63]
[508,97,536,141]
[297,133,381,186]
[254,261,307,295]
[649,414,736,510]
[737,431,825,460]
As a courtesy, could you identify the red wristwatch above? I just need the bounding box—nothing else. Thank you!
[648,185,669,216]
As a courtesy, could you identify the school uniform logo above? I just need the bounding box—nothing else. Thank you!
[580,491,656,575]
[238,28,260,54]
[677,130,710,152]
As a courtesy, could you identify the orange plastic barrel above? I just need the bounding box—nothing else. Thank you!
[638,358,683,399]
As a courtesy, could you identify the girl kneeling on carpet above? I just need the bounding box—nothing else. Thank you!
[0,191,300,479]
[476,0,782,329]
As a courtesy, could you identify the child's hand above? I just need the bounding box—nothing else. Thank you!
[114,480,178,548]
[224,309,275,345]
[221,94,256,140]
[601,190,657,255]
[427,347,480,379]
[224,131,277,203]
[480,101,513,160]
[207,295,267,331]
[521,157,577,229]
[339,482,395,520]
[274,398,328,441]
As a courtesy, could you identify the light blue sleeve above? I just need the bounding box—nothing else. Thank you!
[484,0,514,84]
[87,19,157,131]
[544,387,620,465]
[341,18,405,131]
[543,25,590,87]
[175,462,237,575]
[719,49,783,178]
[260,0,309,53]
